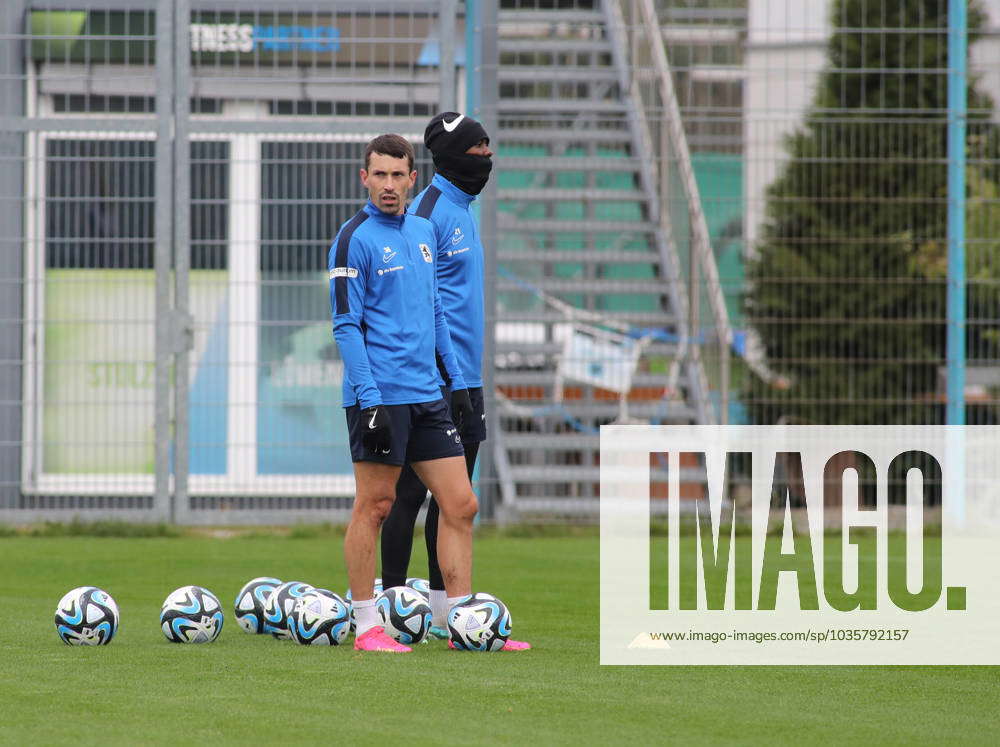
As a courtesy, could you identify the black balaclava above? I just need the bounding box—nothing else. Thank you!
[424,112,492,195]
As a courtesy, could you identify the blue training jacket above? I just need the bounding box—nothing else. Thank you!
[408,173,485,388]
[329,200,467,409]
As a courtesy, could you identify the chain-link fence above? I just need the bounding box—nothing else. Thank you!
[0,0,995,524]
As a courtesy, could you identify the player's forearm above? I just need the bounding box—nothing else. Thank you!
[332,321,382,407]
[433,310,467,391]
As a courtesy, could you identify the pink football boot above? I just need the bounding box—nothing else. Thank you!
[354,626,411,653]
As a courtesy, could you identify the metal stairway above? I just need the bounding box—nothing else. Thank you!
[492,0,729,515]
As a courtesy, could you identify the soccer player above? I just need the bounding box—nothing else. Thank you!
[329,134,478,653]
[379,113,531,650]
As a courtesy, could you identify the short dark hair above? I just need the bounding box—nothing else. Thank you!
[364,134,414,171]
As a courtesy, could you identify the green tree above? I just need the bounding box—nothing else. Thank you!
[744,0,1000,425]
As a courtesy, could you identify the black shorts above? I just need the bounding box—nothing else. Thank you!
[449,386,487,445]
[346,398,464,466]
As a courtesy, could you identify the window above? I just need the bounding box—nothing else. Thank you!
[45,139,229,269]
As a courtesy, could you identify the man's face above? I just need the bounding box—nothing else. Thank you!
[465,139,493,157]
[361,152,416,215]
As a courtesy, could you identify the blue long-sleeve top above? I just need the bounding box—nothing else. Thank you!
[329,200,466,409]
[408,173,485,388]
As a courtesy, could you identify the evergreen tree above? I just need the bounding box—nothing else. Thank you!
[744,0,1000,425]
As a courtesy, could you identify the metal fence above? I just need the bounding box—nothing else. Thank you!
[2,0,459,523]
[0,0,996,524]
[740,0,1000,430]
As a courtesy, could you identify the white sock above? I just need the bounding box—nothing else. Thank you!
[430,590,448,627]
[353,597,379,636]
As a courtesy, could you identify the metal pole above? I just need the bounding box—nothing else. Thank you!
[439,0,457,111]
[154,0,175,520]
[688,224,701,421]
[173,0,192,522]
[477,0,498,518]
[945,0,967,428]
[0,0,27,509]
[465,0,479,115]
[946,0,968,527]
[720,341,730,425]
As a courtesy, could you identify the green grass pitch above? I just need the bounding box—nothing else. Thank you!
[1,532,998,745]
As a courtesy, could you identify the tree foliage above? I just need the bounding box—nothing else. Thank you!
[744,0,1000,424]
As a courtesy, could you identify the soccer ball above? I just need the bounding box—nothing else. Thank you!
[312,587,345,607]
[344,577,382,632]
[405,577,431,600]
[234,577,282,634]
[54,586,119,646]
[262,581,314,639]
[447,593,512,652]
[376,586,432,644]
[289,590,351,646]
[160,586,224,644]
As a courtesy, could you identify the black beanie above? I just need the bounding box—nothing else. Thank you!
[424,112,490,157]
[423,112,493,195]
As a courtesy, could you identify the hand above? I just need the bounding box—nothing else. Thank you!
[360,405,393,454]
[450,388,473,436]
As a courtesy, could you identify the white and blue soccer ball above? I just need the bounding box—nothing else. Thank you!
[234,577,282,634]
[262,581,314,639]
[345,577,382,632]
[447,592,512,652]
[312,587,346,609]
[376,586,432,644]
[54,586,119,646]
[405,577,431,600]
[289,590,351,646]
[160,586,224,644]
